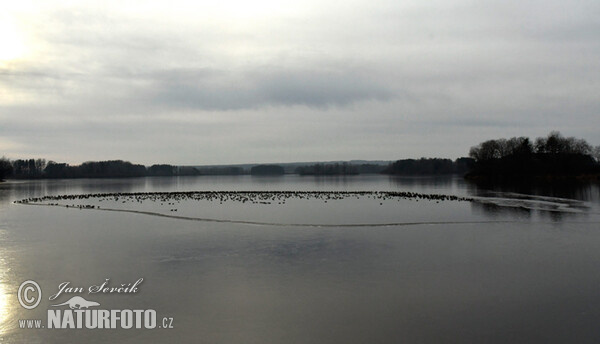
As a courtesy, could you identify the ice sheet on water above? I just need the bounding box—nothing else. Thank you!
[472,191,589,213]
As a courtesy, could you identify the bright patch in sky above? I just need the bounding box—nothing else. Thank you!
[0,17,26,61]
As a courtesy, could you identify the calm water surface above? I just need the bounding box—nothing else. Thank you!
[1,175,600,343]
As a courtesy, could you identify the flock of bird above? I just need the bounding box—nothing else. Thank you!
[15,191,473,211]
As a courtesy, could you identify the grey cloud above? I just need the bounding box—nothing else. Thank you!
[143,67,393,110]
[1,0,600,164]
[1,62,394,111]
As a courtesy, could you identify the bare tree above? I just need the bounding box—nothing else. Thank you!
[593,146,600,162]
[0,157,12,180]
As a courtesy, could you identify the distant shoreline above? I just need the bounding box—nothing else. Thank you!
[2,132,598,182]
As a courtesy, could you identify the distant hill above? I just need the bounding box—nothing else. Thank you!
[188,160,392,175]
[250,165,285,175]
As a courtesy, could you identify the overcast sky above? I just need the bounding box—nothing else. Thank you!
[1,0,599,165]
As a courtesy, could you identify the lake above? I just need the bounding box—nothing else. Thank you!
[1,175,600,343]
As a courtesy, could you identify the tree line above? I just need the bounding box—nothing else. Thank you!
[383,158,473,176]
[468,131,597,161]
[251,165,285,175]
[467,131,600,179]
[1,131,597,181]
[294,163,389,175]
[0,159,201,180]
[295,163,358,175]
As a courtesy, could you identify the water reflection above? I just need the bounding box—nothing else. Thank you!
[463,179,600,220]
[0,230,16,338]
[466,179,600,203]
[146,176,182,190]
[388,175,454,187]
[300,175,358,190]
[471,201,533,219]
[387,175,463,195]
[0,255,9,337]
